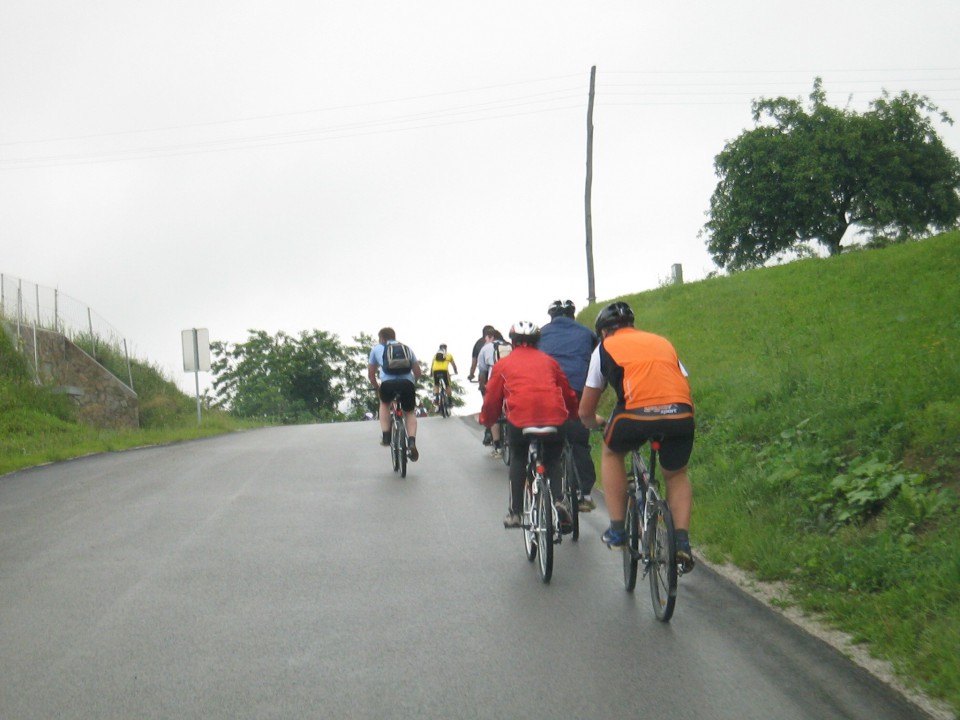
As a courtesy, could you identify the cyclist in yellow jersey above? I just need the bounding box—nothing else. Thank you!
[579,301,696,572]
[430,344,458,409]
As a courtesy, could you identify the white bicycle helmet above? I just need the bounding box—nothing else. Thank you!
[509,320,541,347]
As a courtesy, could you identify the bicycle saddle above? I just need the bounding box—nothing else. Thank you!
[522,426,559,436]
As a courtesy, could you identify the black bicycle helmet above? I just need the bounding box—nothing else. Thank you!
[509,320,541,347]
[594,301,635,334]
[548,299,576,319]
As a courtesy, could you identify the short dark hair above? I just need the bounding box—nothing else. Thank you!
[378,327,396,343]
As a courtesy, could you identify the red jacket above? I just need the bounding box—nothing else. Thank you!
[479,346,579,429]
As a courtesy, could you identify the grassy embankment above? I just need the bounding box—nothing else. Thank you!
[0,331,257,476]
[580,231,959,713]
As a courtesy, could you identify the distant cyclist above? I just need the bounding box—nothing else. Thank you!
[468,325,503,383]
[578,301,695,572]
[477,329,513,457]
[430,344,459,410]
[368,327,422,461]
[479,321,578,529]
[539,299,600,511]
[470,325,504,446]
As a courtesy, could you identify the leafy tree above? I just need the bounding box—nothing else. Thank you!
[210,329,351,423]
[703,78,960,270]
[341,332,380,420]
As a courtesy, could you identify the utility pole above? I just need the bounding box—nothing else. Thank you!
[584,65,597,305]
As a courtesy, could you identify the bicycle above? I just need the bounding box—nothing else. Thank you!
[436,375,449,418]
[521,426,563,583]
[559,435,581,541]
[622,438,680,622]
[389,398,408,478]
[497,412,510,466]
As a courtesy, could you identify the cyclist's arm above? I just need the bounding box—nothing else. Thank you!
[478,367,504,426]
[578,385,604,429]
[368,363,380,392]
[579,346,606,427]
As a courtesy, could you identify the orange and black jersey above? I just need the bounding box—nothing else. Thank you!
[586,327,693,411]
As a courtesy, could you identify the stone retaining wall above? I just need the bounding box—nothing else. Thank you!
[8,324,139,430]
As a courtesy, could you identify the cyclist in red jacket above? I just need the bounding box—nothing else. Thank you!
[479,321,579,529]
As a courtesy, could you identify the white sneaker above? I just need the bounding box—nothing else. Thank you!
[503,513,521,528]
[490,447,502,458]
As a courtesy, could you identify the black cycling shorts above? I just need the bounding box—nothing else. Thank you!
[379,379,417,412]
[604,404,695,471]
[432,370,450,385]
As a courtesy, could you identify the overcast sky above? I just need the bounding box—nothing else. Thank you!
[2,1,959,412]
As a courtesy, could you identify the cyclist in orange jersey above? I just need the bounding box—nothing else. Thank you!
[578,301,696,572]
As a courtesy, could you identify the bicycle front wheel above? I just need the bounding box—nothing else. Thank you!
[648,500,678,622]
[623,494,639,592]
[536,483,554,583]
[522,480,536,562]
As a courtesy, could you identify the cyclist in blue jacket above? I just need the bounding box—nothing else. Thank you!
[539,299,599,510]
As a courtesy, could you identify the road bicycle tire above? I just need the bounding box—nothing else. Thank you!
[399,428,408,478]
[536,482,554,583]
[499,417,510,467]
[623,494,640,592]
[438,382,449,418]
[522,480,537,562]
[391,422,401,472]
[648,499,678,622]
[563,447,580,541]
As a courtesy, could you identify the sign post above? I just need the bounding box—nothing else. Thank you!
[182,328,210,425]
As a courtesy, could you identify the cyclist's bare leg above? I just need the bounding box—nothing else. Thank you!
[491,423,501,445]
[379,401,391,435]
[403,410,418,439]
[662,466,692,530]
[600,444,628,522]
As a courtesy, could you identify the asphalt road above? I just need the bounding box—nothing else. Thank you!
[0,417,935,719]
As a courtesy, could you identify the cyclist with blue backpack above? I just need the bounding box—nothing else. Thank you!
[368,327,422,461]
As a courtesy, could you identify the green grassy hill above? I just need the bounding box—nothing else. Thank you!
[582,231,960,713]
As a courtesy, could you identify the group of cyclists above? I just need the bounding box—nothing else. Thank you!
[366,299,695,571]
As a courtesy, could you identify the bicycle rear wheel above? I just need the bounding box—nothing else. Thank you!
[399,429,408,478]
[391,423,400,472]
[648,499,678,622]
[438,384,448,418]
[563,447,580,541]
[522,480,536,562]
[623,494,640,591]
[499,416,510,466]
[536,483,554,583]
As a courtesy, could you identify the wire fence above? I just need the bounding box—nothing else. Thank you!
[0,273,134,390]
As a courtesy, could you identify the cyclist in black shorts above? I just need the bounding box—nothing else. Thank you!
[578,302,696,572]
[368,327,422,461]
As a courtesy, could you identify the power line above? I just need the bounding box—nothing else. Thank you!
[3,68,958,170]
